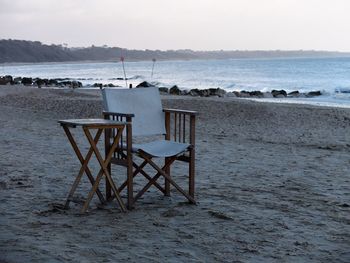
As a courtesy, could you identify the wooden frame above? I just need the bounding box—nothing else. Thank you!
[59,119,128,213]
[103,108,197,209]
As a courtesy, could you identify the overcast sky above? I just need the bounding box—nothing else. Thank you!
[1,0,350,51]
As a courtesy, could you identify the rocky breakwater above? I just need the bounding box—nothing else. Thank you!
[136,81,323,99]
[0,75,82,88]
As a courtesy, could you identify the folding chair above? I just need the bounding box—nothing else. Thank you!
[102,87,197,209]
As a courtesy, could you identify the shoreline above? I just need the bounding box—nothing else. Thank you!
[2,83,350,110]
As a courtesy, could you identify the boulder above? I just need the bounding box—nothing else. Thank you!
[307,91,322,97]
[238,91,251,98]
[48,79,58,86]
[13,77,22,84]
[189,89,201,96]
[169,85,181,95]
[249,91,264,97]
[335,88,350,93]
[71,81,82,89]
[271,89,287,97]
[59,81,72,86]
[181,89,190,95]
[92,83,103,88]
[198,89,210,97]
[288,91,300,97]
[35,78,49,87]
[21,77,33,86]
[103,83,117,87]
[0,75,13,85]
[136,81,154,88]
[158,87,169,94]
[209,88,226,97]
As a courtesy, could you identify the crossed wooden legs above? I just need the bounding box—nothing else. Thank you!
[62,125,126,213]
[108,152,196,208]
[135,152,196,204]
[112,150,196,208]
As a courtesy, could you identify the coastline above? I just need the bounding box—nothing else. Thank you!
[0,85,349,262]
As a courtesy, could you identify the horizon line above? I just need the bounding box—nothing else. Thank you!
[2,38,350,54]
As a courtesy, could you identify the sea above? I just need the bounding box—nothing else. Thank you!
[2,57,350,107]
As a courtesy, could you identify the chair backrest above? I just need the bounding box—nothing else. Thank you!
[102,87,166,136]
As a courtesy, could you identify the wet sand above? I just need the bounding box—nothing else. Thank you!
[0,85,349,262]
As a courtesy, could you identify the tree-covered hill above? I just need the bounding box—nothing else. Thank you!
[0,39,349,63]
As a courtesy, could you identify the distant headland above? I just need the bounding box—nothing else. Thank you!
[1,39,350,63]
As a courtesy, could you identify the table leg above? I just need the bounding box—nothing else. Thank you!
[62,126,105,208]
[84,127,127,212]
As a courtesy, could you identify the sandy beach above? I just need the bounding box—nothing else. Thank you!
[0,85,349,262]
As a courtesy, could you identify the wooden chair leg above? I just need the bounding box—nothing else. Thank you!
[189,148,195,198]
[133,157,176,202]
[165,157,171,196]
[141,153,196,204]
[118,157,165,194]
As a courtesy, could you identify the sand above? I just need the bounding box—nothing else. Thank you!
[0,85,349,262]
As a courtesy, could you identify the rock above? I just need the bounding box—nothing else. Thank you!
[59,81,71,87]
[307,91,322,97]
[34,78,49,87]
[0,75,13,85]
[48,79,58,86]
[136,81,154,88]
[54,80,82,88]
[21,77,33,86]
[209,88,226,97]
[271,89,287,97]
[158,87,169,94]
[335,88,350,93]
[181,89,190,95]
[169,85,181,95]
[93,83,103,88]
[198,89,210,97]
[238,91,251,98]
[288,91,300,97]
[71,81,82,89]
[249,91,264,97]
[189,89,201,96]
[13,77,22,84]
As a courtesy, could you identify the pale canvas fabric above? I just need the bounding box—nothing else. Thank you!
[102,87,189,157]
[102,87,166,136]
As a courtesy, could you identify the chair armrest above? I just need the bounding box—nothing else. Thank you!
[163,108,198,116]
[163,108,196,146]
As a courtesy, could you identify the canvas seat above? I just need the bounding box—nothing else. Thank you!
[133,140,190,157]
[102,87,197,208]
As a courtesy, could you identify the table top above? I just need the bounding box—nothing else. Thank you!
[58,118,128,128]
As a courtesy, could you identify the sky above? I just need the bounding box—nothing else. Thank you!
[1,0,350,51]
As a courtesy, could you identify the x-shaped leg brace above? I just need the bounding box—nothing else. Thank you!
[133,152,197,204]
[63,126,126,213]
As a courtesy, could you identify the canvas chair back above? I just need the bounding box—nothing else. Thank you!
[102,87,166,136]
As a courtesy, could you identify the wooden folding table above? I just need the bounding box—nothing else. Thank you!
[58,119,127,213]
